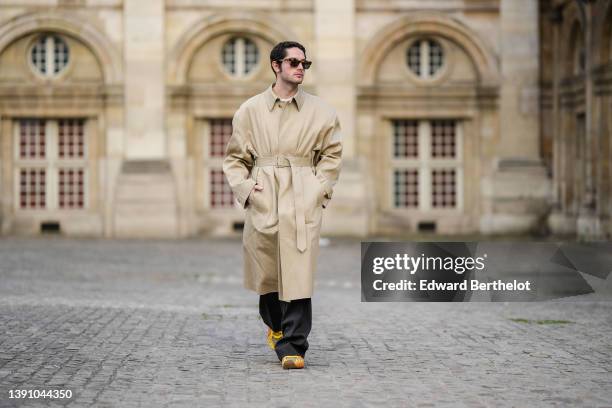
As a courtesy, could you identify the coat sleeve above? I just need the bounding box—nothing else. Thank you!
[223,106,257,209]
[314,110,343,208]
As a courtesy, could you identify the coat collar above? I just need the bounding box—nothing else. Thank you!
[265,82,305,112]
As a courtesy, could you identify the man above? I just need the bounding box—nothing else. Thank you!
[222,41,342,369]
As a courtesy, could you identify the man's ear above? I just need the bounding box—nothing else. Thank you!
[272,60,281,75]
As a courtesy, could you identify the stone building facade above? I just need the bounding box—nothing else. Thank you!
[0,0,608,239]
[540,0,612,239]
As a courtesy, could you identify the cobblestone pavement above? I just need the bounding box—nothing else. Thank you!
[0,237,610,408]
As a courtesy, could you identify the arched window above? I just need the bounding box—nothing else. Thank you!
[221,37,259,77]
[406,38,445,79]
[30,34,70,77]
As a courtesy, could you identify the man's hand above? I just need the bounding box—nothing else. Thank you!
[247,183,264,205]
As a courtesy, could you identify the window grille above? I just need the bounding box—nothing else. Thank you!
[431,168,457,208]
[203,119,236,208]
[406,39,444,79]
[15,118,87,210]
[394,169,419,208]
[19,168,46,209]
[31,34,69,77]
[222,37,259,77]
[391,119,461,210]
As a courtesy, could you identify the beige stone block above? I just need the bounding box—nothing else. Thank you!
[168,129,186,158]
[61,215,104,237]
[107,127,124,155]
[479,214,536,234]
[548,211,577,235]
[112,164,179,238]
[96,9,123,45]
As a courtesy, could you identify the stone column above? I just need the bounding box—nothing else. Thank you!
[124,0,165,159]
[484,0,551,235]
[499,0,540,158]
[313,0,355,159]
[313,0,368,236]
[551,7,563,211]
[546,4,577,235]
[583,0,595,211]
[114,0,178,238]
[576,0,601,238]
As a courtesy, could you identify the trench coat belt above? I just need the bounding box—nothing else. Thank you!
[253,155,313,253]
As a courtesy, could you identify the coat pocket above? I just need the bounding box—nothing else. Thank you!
[247,167,261,209]
[304,167,324,224]
[248,167,274,229]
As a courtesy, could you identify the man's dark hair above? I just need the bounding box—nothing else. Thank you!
[270,41,307,77]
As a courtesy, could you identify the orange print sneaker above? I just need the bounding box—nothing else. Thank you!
[281,355,305,369]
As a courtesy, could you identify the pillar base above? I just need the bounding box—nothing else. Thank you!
[113,160,179,238]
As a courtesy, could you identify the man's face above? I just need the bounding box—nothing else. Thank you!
[273,47,306,85]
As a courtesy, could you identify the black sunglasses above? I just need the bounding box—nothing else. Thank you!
[277,58,312,69]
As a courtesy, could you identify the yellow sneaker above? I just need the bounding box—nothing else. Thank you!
[281,355,305,369]
[266,328,283,350]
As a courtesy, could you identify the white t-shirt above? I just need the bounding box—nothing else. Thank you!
[271,87,294,103]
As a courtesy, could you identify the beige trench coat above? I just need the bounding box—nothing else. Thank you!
[222,83,342,301]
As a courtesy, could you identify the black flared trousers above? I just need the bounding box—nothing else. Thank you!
[259,292,312,361]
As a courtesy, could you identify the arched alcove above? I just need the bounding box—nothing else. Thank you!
[567,22,585,77]
[356,13,500,235]
[0,11,119,237]
[168,11,298,85]
[0,11,122,84]
[358,13,500,87]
